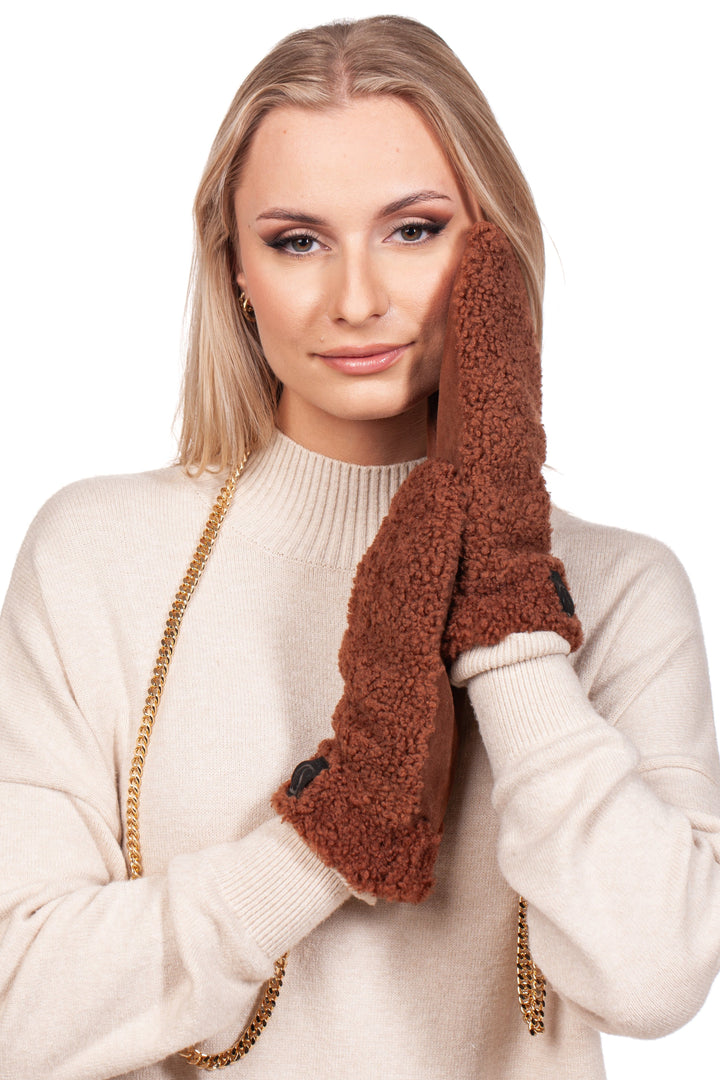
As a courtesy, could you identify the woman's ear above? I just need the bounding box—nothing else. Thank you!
[235,268,247,293]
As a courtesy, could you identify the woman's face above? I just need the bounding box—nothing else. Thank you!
[234,96,474,463]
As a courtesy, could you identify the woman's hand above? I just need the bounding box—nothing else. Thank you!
[434,220,582,662]
[273,222,581,903]
[272,459,464,902]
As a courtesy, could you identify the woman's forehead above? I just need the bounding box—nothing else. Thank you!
[236,97,465,219]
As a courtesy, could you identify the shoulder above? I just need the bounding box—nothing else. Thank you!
[550,506,706,706]
[20,466,211,566]
[28,466,189,536]
[551,505,687,575]
[550,505,695,613]
[3,466,231,682]
[9,467,224,608]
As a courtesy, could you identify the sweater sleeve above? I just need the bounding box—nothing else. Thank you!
[0,511,349,1079]
[452,533,720,1039]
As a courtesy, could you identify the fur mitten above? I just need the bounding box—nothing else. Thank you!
[435,221,583,662]
[272,460,463,903]
[272,221,580,903]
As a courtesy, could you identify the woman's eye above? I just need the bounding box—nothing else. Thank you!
[267,232,321,255]
[285,235,317,253]
[393,221,445,244]
[398,224,426,242]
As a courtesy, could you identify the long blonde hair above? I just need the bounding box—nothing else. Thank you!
[179,15,545,473]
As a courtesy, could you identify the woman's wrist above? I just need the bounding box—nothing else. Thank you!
[203,816,352,960]
[462,649,602,773]
[450,630,571,687]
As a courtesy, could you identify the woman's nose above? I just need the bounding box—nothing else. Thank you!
[328,248,389,325]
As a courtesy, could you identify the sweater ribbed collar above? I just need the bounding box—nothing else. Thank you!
[190,430,421,571]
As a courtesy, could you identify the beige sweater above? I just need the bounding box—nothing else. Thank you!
[0,431,718,1079]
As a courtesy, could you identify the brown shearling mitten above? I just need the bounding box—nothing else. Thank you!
[272,460,463,903]
[434,221,583,662]
[272,222,580,902]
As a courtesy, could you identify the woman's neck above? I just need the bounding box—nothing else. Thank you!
[274,397,428,466]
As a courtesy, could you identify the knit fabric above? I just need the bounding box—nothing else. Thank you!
[0,430,718,1079]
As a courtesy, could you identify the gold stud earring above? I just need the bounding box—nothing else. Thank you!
[239,291,256,324]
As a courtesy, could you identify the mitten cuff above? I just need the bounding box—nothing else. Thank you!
[272,769,443,904]
[450,630,570,686]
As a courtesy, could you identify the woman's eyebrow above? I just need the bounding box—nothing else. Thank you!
[255,190,452,226]
[380,191,452,216]
[256,208,326,225]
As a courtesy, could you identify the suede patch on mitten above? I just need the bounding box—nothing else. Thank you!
[272,460,464,902]
[435,221,583,661]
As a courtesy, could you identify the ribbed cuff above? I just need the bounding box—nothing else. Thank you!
[465,651,600,773]
[206,817,351,959]
[450,631,570,686]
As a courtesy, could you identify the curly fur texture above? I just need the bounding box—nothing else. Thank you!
[437,221,583,660]
[273,223,582,902]
[272,461,463,902]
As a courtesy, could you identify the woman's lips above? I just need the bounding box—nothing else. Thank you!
[315,344,409,374]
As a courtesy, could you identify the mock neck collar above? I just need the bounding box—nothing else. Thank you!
[188,429,421,570]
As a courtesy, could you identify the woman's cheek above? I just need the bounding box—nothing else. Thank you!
[408,257,459,324]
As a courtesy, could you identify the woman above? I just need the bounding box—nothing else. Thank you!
[0,15,718,1079]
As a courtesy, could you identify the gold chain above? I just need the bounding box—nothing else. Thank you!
[517,896,546,1034]
[178,955,286,1070]
[125,453,288,1069]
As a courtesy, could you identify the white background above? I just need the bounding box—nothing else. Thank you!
[1,1,718,1073]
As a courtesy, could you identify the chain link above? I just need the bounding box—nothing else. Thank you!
[125,454,288,1069]
[178,955,287,1070]
[517,895,546,1034]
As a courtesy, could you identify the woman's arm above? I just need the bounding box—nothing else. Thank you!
[0,509,349,1079]
[453,525,720,1038]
